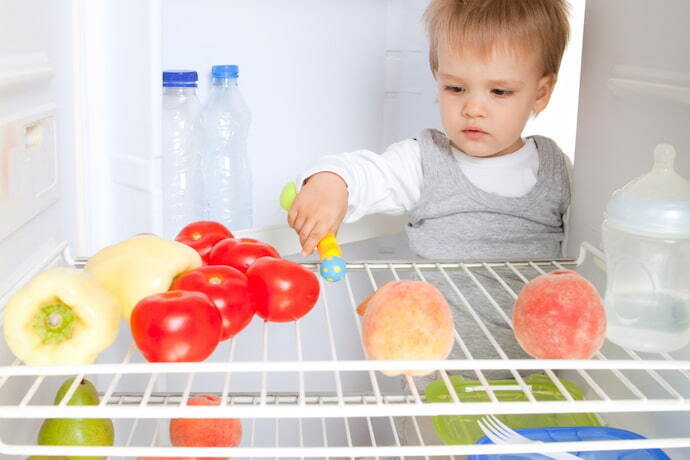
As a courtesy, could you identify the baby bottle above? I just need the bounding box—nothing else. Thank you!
[602,144,690,353]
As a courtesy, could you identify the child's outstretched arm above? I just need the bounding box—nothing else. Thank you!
[288,171,348,256]
[289,138,423,256]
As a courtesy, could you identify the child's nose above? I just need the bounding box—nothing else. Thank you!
[461,95,487,119]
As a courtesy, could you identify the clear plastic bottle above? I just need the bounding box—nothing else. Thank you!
[199,65,253,230]
[602,144,690,352]
[161,70,204,238]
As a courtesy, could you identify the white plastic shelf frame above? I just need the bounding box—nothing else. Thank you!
[1,241,690,458]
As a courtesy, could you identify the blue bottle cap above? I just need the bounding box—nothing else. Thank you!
[163,70,198,87]
[212,65,239,79]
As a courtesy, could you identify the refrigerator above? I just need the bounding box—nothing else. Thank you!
[1,0,689,457]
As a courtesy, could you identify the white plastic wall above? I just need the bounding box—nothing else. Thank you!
[162,0,391,236]
[78,0,391,254]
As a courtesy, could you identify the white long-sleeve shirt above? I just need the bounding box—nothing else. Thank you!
[299,137,573,253]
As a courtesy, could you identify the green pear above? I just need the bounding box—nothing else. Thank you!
[37,378,114,460]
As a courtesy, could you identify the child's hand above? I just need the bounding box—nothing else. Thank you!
[288,172,348,257]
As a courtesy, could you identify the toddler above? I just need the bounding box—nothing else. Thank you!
[289,0,572,453]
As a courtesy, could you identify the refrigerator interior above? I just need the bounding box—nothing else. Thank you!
[76,0,586,255]
[1,0,690,457]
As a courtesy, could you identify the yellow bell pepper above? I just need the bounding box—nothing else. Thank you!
[2,267,121,366]
[85,234,202,321]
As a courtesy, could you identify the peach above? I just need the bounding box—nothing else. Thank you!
[138,458,198,460]
[512,269,606,359]
[359,280,454,376]
[169,394,242,455]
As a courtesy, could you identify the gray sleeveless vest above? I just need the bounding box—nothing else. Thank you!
[406,129,570,260]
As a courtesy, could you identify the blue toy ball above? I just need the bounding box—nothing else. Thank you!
[319,256,347,282]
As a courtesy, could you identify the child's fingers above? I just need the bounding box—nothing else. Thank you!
[298,219,318,249]
[287,207,296,228]
[301,237,320,257]
[287,206,302,229]
[302,237,318,257]
[291,211,310,238]
[302,224,329,257]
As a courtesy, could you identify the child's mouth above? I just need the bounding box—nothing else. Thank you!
[462,129,487,139]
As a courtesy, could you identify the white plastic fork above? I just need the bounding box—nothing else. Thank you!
[477,414,582,459]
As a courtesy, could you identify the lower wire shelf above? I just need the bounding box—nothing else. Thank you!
[1,242,689,457]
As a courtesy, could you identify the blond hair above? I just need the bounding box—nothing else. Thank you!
[424,0,570,76]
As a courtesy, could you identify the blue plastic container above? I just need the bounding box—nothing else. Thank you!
[469,426,670,460]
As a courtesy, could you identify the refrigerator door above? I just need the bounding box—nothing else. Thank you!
[569,0,690,455]
[0,0,80,445]
[0,0,79,270]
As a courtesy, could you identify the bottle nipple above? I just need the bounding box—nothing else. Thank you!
[652,144,676,172]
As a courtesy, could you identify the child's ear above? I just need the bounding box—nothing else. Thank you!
[533,73,557,114]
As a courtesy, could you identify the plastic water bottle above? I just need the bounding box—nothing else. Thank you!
[199,65,253,230]
[161,70,204,238]
[602,144,690,352]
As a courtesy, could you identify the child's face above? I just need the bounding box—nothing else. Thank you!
[435,39,555,158]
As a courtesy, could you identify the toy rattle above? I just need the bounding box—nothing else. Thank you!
[280,182,347,282]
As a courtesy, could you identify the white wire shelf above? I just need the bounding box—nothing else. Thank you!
[1,241,689,457]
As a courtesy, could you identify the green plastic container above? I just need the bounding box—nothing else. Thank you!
[424,374,602,445]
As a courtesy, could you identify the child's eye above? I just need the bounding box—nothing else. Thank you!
[492,89,513,96]
[445,85,465,93]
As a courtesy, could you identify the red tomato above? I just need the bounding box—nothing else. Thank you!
[130,291,222,362]
[247,258,320,322]
[175,221,234,264]
[171,265,254,340]
[208,238,280,273]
